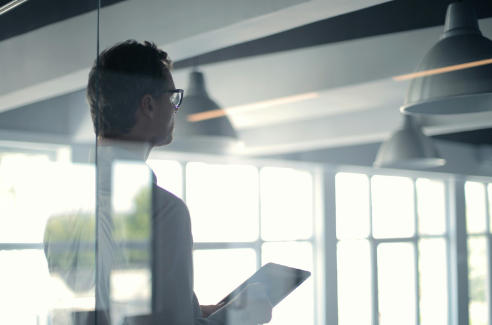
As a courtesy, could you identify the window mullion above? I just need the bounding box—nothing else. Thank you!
[0,243,44,250]
[448,178,470,325]
[193,242,259,250]
[322,170,338,325]
[413,179,420,325]
[181,161,187,202]
[257,166,263,270]
[484,184,492,325]
[368,176,379,325]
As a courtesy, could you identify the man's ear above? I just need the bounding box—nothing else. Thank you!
[139,94,154,118]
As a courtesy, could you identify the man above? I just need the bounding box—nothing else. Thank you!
[45,40,272,325]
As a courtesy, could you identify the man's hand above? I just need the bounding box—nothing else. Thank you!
[201,303,226,318]
[229,283,273,324]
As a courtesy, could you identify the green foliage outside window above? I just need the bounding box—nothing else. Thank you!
[44,186,152,272]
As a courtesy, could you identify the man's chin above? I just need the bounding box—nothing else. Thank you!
[153,135,173,148]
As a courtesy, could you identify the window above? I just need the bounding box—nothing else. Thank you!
[186,162,259,243]
[188,163,317,325]
[336,173,448,325]
[1,151,319,325]
[465,182,490,325]
[0,153,56,243]
[193,248,257,304]
[260,167,315,325]
[146,159,182,198]
[0,151,93,325]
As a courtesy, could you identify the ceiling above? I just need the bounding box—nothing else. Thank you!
[174,0,492,69]
[434,128,492,145]
[0,0,124,42]
[1,0,492,156]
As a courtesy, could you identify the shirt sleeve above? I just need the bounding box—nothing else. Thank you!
[152,190,195,324]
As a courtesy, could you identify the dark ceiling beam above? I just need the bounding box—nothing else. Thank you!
[0,0,125,42]
[174,0,492,69]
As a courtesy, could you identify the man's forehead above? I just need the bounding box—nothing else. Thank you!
[163,70,176,89]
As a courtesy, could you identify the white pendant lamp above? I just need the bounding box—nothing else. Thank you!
[374,115,445,169]
[170,70,240,154]
[401,1,492,115]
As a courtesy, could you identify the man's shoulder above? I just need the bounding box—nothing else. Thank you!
[152,183,189,217]
[152,183,183,203]
[151,184,193,240]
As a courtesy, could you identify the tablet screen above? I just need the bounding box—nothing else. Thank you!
[218,263,311,307]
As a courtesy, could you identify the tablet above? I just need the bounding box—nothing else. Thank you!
[217,263,311,307]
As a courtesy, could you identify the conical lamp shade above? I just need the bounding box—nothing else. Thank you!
[169,71,239,154]
[401,2,492,115]
[374,116,445,169]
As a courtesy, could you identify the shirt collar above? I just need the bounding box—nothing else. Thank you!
[88,143,157,184]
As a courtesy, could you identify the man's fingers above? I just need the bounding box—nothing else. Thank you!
[201,303,226,318]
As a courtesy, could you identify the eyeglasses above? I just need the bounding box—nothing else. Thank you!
[164,89,184,112]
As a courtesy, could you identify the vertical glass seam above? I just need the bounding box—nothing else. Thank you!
[369,176,379,325]
[256,166,262,270]
[484,183,492,325]
[94,0,101,319]
[445,180,453,325]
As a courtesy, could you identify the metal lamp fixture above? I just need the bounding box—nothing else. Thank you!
[169,70,240,154]
[401,1,492,115]
[374,115,445,169]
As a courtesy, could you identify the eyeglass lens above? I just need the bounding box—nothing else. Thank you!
[171,92,181,109]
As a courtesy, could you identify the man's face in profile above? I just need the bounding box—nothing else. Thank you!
[151,70,178,147]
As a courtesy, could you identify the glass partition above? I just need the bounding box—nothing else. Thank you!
[96,0,321,324]
[6,1,487,325]
[0,0,99,324]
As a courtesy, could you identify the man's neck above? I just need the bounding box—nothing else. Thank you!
[98,137,153,161]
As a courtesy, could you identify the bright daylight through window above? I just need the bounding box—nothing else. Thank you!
[149,160,317,325]
[0,154,318,325]
[336,173,448,325]
[465,182,492,325]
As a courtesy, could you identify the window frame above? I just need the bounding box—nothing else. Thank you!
[465,181,492,325]
[10,144,492,325]
[136,150,324,324]
[330,165,492,325]
[330,166,451,325]
[0,145,69,251]
[335,172,449,325]
[0,146,323,324]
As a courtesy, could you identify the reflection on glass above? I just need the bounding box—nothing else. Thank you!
[44,158,154,325]
[193,249,257,305]
[42,162,97,324]
[337,240,371,325]
[335,173,370,239]
[466,182,487,234]
[146,159,182,198]
[468,236,488,325]
[488,184,492,234]
[419,238,448,325]
[416,179,446,235]
[112,161,152,216]
[262,241,314,325]
[377,243,416,325]
[0,250,50,325]
[0,153,53,243]
[372,176,415,238]
[186,162,259,242]
[260,167,313,241]
[111,161,153,324]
